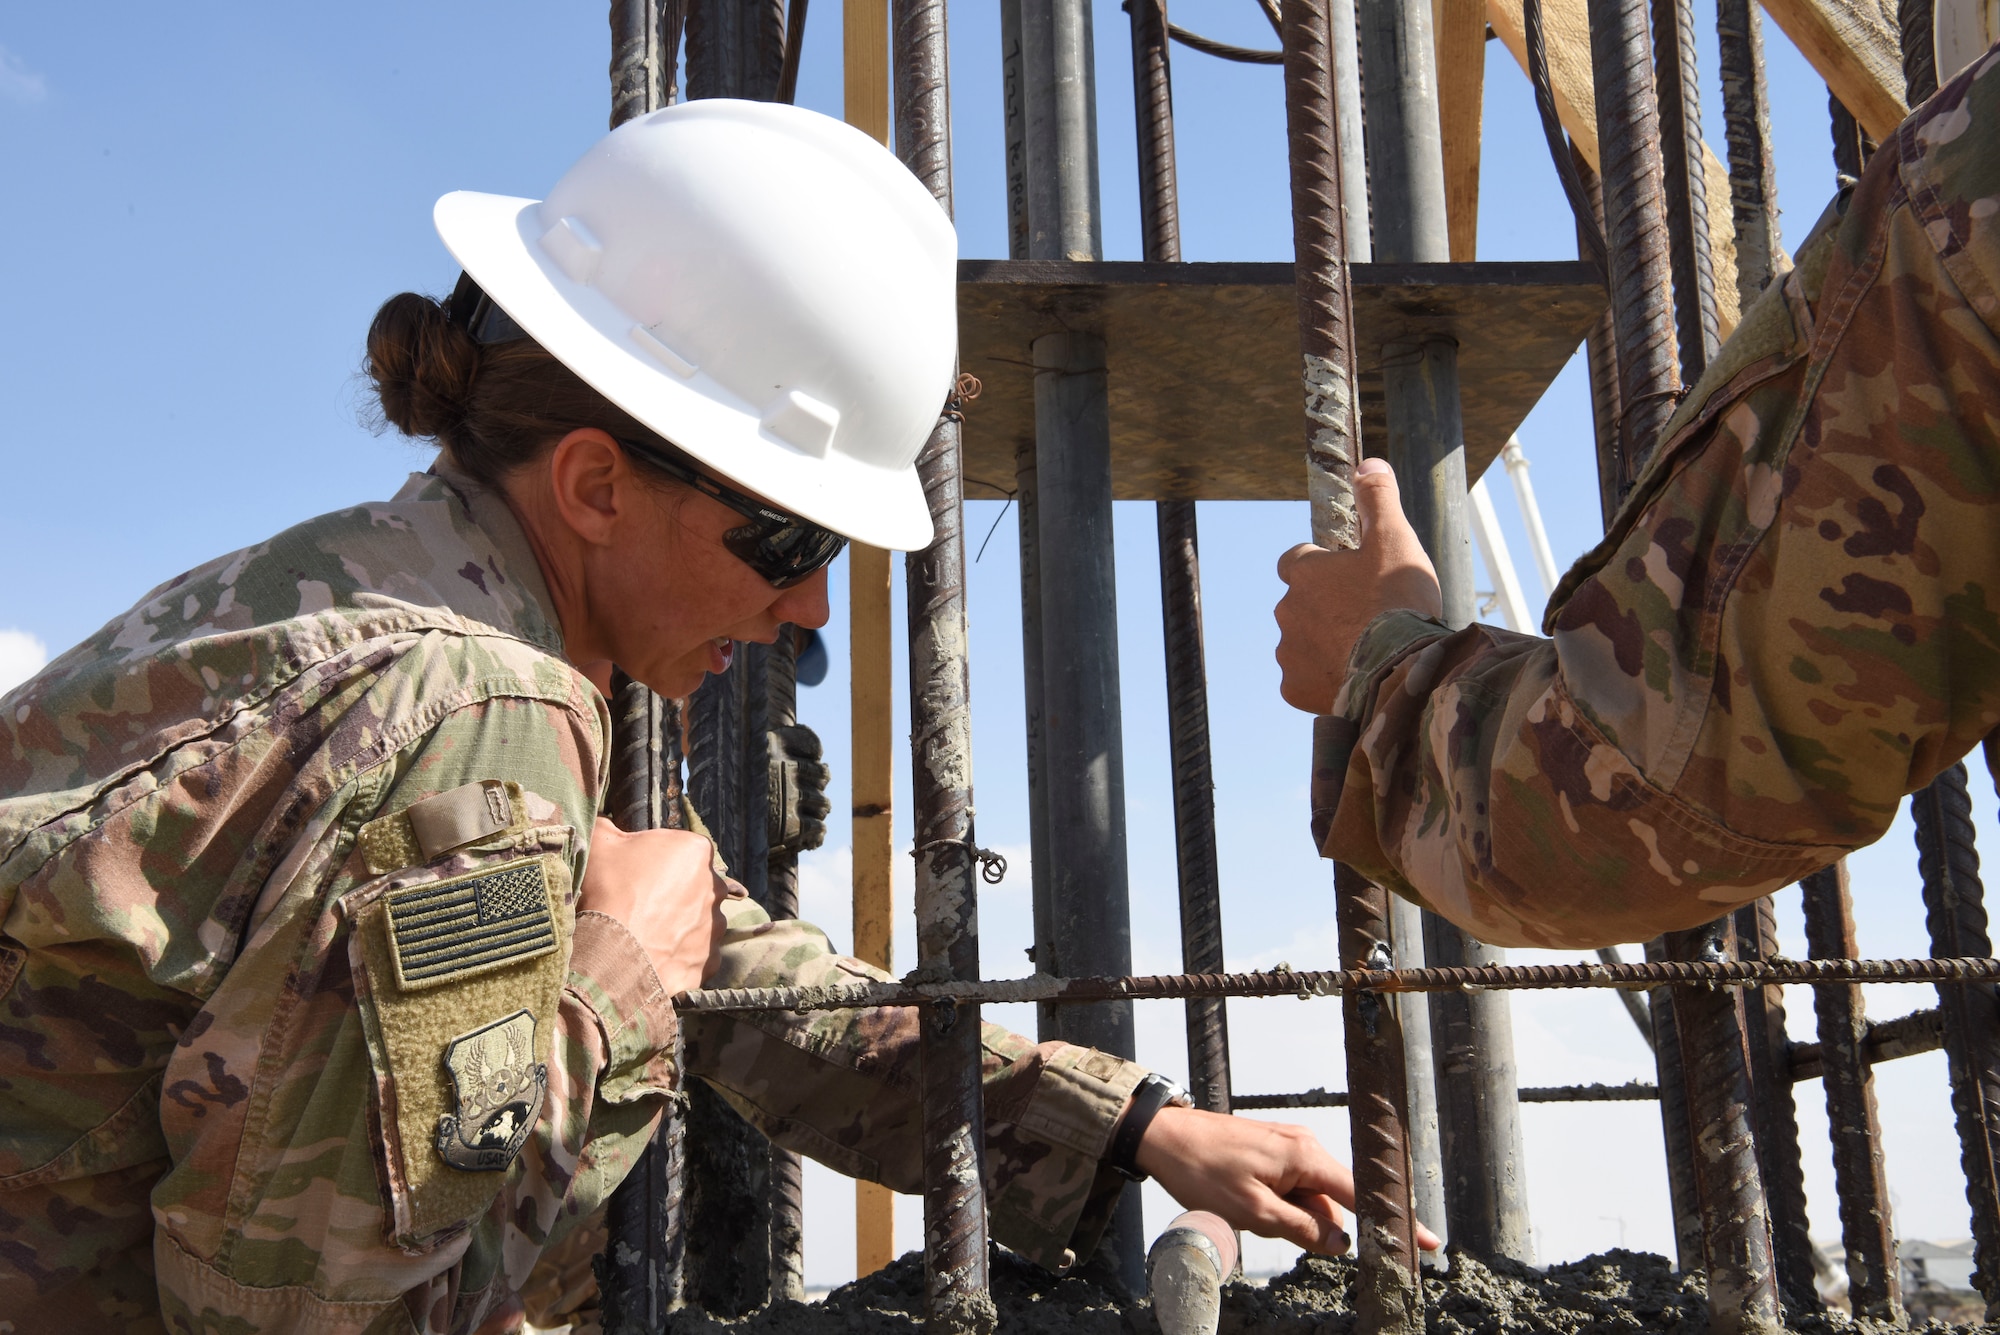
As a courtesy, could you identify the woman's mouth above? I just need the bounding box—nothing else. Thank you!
[707,638,734,674]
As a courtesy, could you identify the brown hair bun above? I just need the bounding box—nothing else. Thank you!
[365,292,481,441]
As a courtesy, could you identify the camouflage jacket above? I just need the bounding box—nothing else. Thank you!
[1316,50,2000,949]
[0,468,1143,1333]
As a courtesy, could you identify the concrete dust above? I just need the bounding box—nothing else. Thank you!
[667,1246,1989,1333]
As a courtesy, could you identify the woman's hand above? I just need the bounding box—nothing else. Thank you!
[1134,1105,1443,1255]
[578,817,732,995]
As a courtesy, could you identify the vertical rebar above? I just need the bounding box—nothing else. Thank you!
[1644,937,1707,1273]
[600,671,689,1332]
[1128,0,1234,1117]
[611,0,666,128]
[761,633,806,1306]
[1714,0,1780,301]
[1651,0,1720,382]
[1337,865,1424,1335]
[1733,898,1817,1313]
[895,1,996,1325]
[1900,0,1938,104]
[1799,862,1904,1323]
[1660,919,1782,1334]
[687,0,786,100]
[1585,0,1680,501]
[1913,764,2000,1316]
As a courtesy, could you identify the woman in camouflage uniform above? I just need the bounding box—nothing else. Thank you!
[0,102,1375,1333]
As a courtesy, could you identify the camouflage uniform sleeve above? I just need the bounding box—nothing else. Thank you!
[1317,52,2000,949]
[682,897,1146,1271]
[151,684,679,1335]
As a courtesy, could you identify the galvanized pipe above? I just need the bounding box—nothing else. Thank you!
[1800,862,1903,1323]
[894,2,997,1324]
[1913,763,2000,1316]
[1127,0,1235,1117]
[1733,898,1816,1313]
[1651,0,1720,381]
[1659,919,1781,1334]
[1585,0,1680,500]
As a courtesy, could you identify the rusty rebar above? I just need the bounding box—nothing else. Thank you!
[1585,0,1680,501]
[762,633,806,1306]
[1652,0,1719,384]
[776,0,808,102]
[1715,0,1780,300]
[1901,0,1938,103]
[1528,0,1607,267]
[600,670,689,1332]
[895,0,994,1326]
[1235,1082,1663,1108]
[1914,763,2000,1315]
[1788,1005,1945,1079]
[1800,862,1904,1323]
[1645,939,1705,1274]
[1167,20,1285,61]
[1336,863,1424,1335]
[1573,148,1626,529]
[1280,0,1362,551]
[611,0,667,128]
[674,955,2000,1012]
[1733,898,1816,1313]
[1129,0,1234,1117]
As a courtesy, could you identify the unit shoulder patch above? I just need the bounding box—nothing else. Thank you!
[435,1009,547,1172]
[386,858,558,990]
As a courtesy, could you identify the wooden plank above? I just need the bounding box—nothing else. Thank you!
[1759,0,1907,141]
[955,259,1606,500]
[1485,0,1745,337]
[844,0,896,1284]
[1434,0,1488,261]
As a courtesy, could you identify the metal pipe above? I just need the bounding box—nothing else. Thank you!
[1390,895,1448,1250]
[1733,897,1816,1313]
[894,3,996,1324]
[1651,0,1720,381]
[1127,0,1235,1118]
[1799,862,1904,1323]
[1585,0,1680,501]
[1337,865,1424,1335]
[1658,918,1781,1334]
[1913,763,2000,1317]
[1500,438,1561,599]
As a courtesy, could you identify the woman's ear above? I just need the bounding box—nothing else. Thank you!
[544,429,628,548]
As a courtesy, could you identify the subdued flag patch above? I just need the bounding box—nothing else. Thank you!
[386,859,557,990]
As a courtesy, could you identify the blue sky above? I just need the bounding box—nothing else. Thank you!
[3,1,1988,1291]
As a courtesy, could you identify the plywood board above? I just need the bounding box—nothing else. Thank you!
[956,259,1607,501]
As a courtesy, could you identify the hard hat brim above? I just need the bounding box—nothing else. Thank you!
[433,189,938,553]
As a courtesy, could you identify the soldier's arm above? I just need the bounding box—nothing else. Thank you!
[152,688,679,1334]
[1288,64,2000,949]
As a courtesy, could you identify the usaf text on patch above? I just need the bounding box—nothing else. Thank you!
[385,858,557,990]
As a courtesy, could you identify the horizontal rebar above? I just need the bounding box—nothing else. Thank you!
[1789,1005,1945,1081]
[675,956,2000,1014]
[1234,1081,1662,1108]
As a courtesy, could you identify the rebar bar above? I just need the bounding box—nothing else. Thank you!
[1167,21,1285,61]
[1652,0,1720,382]
[1787,1006,1945,1079]
[1585,0,1680,501]
[1235,1082,1664,1108]
[1733,898,1816,1313]
[1336,864,1424,1335]
[1914,763,2000,1315]
[1528,0,1608,267]
[674,954,2000,1012]
[1715,0,1780,300]
[1645,939,1706,1274]
[777,0,808,102]
[1900,0,1938,103]
[600,670,689,1333]
[1572,150,1625,528]
[1800,862,1903,1323]
[761,633,806,1306]
[895,4,995,1326]
[1128,0,1235,1119]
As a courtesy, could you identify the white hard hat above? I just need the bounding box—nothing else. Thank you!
[434,99,956,552]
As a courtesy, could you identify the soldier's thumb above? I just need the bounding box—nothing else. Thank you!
[1354,459,1405,546]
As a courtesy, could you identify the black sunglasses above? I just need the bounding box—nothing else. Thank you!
[618,437,847,589]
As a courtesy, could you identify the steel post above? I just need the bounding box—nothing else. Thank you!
[1913,764,2000,1317]
[1658,919,1781,1334]
[599,673,689,1332]
[1584,0,1680,501]
[894,3,997,1326]
[1733,898,1816,1313]
[1799,863,1903,1323]
[1016,0,1144,1291]
[1127,0,1235,1117]
[1346,0,1528,1260]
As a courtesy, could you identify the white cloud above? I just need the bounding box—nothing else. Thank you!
[0,629,47,695]
[0,45,46,105]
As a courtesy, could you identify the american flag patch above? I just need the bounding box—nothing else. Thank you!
[386,859,557,990]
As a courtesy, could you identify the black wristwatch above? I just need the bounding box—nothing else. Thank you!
[1107,1074,1191,1182]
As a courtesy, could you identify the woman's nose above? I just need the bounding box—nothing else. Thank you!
[773,566,832,630]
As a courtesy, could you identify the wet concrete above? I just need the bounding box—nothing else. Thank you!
[668,1246,1987,1333]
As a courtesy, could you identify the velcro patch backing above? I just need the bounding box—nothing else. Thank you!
[386,859,558,990]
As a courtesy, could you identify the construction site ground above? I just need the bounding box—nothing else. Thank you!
[668,1245,1987,1333]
